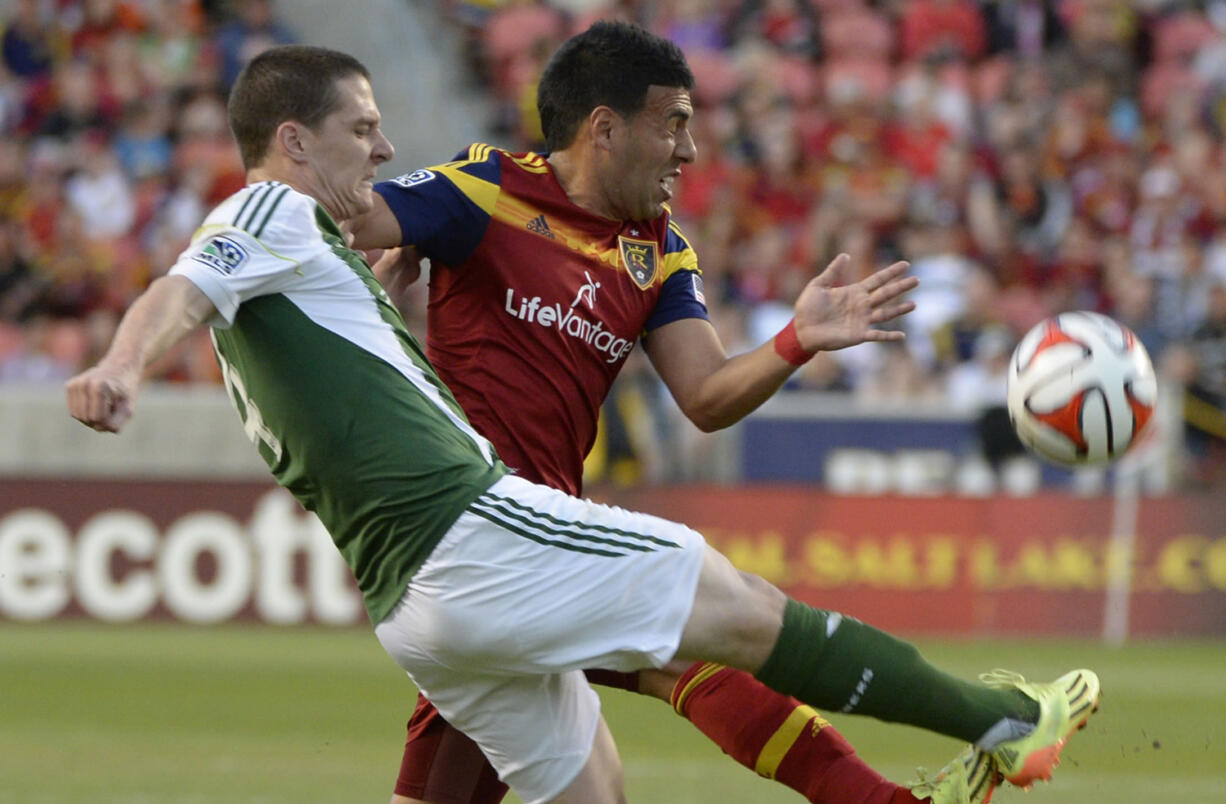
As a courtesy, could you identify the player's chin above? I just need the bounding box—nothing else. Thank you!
[348,187,375,216]
[643,197,667,219]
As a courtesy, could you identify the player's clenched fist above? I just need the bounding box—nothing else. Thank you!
[66,365,137,433]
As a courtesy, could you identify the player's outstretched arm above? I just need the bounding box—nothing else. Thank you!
[346,192,405,251]
[66,276,217,434]
[644,254,917,432]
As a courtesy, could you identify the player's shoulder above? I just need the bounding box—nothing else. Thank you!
[193,182,331,268]
[433,142,506,183]
[378,143,517,215]
[432,143,548,183]
[660,212,699,278]
[662,212,695,253]
[205,181,321,242]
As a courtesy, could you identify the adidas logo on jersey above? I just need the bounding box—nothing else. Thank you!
[526,215,555,240]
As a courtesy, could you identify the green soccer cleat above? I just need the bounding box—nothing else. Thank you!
[980,668,1101,789]
[909,745,1001,804]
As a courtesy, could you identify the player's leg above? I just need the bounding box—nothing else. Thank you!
[676,542,1099,789]
[380,475,1083,797]
[386,475,985,804]
[375,598,620,804]
[549,714,624,804]
[373,475,658,804]
[642,661,922,803]
[388,673,640,804]
[389,664,968,804]
[386,692,624,804]
[389,693,507,804]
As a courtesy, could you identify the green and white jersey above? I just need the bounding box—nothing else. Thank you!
[169,181,507,623]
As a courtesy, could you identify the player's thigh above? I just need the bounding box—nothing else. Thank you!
[549,716,624,804]
[396,474,708,675]
[373,610,604,804]
[673,542,788,673]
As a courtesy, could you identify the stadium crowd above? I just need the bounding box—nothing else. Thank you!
[3,0,1226,486]
[0,0,291,386]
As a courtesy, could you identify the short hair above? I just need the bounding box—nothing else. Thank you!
[537,21,694,152]
[228,45,371,169]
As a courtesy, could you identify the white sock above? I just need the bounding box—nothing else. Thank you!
[976,717,1036,751]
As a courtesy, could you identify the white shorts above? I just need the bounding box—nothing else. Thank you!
[374,474,706,804]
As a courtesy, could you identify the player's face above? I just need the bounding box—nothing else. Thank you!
[305,74,394,222]
[609,85,695,221]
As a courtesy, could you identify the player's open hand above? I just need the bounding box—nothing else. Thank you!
[65,365,137,434]
[793,254,917,352]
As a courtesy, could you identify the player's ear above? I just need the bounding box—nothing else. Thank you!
[589,106,618,152]
[275,120,311,164]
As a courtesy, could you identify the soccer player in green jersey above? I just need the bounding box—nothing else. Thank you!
[67,44,1099,804]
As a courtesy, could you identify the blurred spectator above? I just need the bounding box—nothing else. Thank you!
[982,0,1067,60]
[899,0,987,64]
[0,314,77,383]
[68,0,146,61]
[1110,269,1168,361]
[65,131,136,239]
[898,220,980,369]
[727,0,819,58]
[0,139,26,217]
[113,99,173,180]
[991,140,1073,278]
[1130,162,1209,340]
[0,214,44,322]
[138,0,209,93]
[931,265,1005,370]
[172,89,244,203]
[944,326,1025,471]
[658,0,730,52]
[35,59,114,139]
[215,0,295,89]
[1172,278,1226,486]
[1045,0,1138,99]
[2,0,56,79]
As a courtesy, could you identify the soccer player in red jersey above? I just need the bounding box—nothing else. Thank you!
[350,21,997,804]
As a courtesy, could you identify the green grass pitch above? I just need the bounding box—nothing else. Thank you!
[2,623,1223,803]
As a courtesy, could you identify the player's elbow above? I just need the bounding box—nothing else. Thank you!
[683,404,735,433]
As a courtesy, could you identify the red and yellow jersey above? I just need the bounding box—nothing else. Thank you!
[374,144,708,495]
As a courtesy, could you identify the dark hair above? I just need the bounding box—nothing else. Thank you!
[537,21,694,152]
[228,45,371,169]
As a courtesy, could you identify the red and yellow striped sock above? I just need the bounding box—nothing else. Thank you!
[671,662,921,804]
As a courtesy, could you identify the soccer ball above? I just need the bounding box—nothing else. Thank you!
[1006,311,1157,467]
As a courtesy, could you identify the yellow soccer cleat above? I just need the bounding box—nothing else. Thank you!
[909,745,1001,804]
[980,668,1101,789]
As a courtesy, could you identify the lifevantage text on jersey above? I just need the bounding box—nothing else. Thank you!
[504,288,635,364]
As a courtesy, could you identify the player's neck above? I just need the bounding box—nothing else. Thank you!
[547,150,620,222]
[246,165,347,224]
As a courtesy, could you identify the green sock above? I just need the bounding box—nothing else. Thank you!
[754,599,1038,744]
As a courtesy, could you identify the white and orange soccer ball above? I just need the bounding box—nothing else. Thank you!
[1006,311,1157,467]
